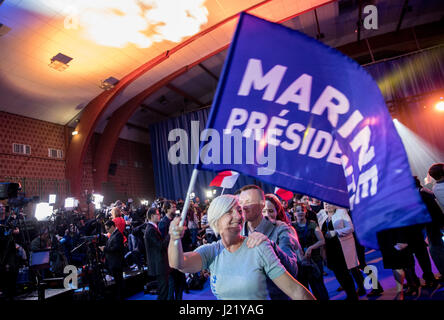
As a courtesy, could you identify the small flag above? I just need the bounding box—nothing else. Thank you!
[274,187,293,201]
[209,171,240,189]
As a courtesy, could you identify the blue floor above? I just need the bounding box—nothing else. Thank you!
[128,248,444,300]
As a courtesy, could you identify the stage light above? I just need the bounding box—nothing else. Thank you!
[141,199,149,206]
[49,194,56,204]
[213,189,217,194]
[435,100,444,112]
[205,190,213,199]
[189,192,195,200]
[72,130,79,136]
[35,202,53,221]
[393,120,444,186]
[93,194,104,209]
[65,197,76,209]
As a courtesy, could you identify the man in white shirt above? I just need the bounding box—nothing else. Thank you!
[429,163,444,208]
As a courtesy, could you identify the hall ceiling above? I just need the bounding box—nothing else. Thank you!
[0,0,443,143]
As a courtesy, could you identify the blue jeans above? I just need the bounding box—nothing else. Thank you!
[190,228,198,246]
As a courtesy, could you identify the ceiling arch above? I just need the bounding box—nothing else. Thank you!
[64,0,333,196]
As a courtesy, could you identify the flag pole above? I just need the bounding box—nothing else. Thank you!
[175,168,199,246]
[221,188,225,195]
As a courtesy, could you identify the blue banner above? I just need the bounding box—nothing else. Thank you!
[196,13,430,248]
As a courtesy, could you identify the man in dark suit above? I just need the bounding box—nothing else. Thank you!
[144,208,170,300]
[100,220,124,300]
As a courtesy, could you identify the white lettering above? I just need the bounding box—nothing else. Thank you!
[308,130,333,159]
[275,73,312,111]
[243,111,268,140]
[238,58,287,101]
[355,165,378,204]
[311,85,350,127]
[225,108,248,133]
[350,126,375,170]
[281,123,305,151]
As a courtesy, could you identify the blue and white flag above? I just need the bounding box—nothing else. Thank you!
[196,13,430,248]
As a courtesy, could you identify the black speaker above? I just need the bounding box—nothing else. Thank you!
[108,163,117,176]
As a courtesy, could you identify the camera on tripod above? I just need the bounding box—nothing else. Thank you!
[0,182,38,212]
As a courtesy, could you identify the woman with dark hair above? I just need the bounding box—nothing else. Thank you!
[187,204,200,249]
[264,194,290,225]
[292,206,329,300]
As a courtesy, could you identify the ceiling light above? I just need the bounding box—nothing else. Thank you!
[99,76,119,90]
[435,101,444,112]
[49,53,73,71]
[72,130,79,136]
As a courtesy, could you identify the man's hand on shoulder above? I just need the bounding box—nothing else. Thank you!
[246,231,269,248]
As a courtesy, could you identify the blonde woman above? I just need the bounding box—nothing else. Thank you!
[168,195,315,300]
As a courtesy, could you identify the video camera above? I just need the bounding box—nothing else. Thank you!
[0,182,38,215]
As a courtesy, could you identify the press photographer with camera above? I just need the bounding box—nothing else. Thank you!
[99,220,124,301]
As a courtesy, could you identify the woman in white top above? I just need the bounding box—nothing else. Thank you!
[168,195,315,300]
[318,202,365,300]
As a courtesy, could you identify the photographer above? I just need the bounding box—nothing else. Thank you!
[100,220,124,301]
[0,204,20,300]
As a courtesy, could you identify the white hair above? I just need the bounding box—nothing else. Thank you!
[207,195,238,236]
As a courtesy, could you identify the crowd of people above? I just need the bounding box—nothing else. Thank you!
[1,163,443,301]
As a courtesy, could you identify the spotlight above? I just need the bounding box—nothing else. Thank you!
[141,199,149,206]
[35,202,53,221]
[205,190,213,199]
[65,197,76,209]
[212,189,217,194]
[189,192,195,200]
[49,194,56,204]
[72,130,79,136]
[435,100,444,112]
[92,194,104,209]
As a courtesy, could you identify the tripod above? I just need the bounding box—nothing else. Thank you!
[71,236,107,300]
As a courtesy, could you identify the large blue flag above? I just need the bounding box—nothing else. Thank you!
[196,13,430,248]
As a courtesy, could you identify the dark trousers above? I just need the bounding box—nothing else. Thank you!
[0,268,18,300]
[332,267,358,300]
[404,266,421,288]
[298,260,329,300]
[350,267,366,292]
[190,229,198,247]
[156,273,169,300]
[426,225,444,277]
[110,269,124,301]
[411,243,436,283]
[168,269,186,300]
